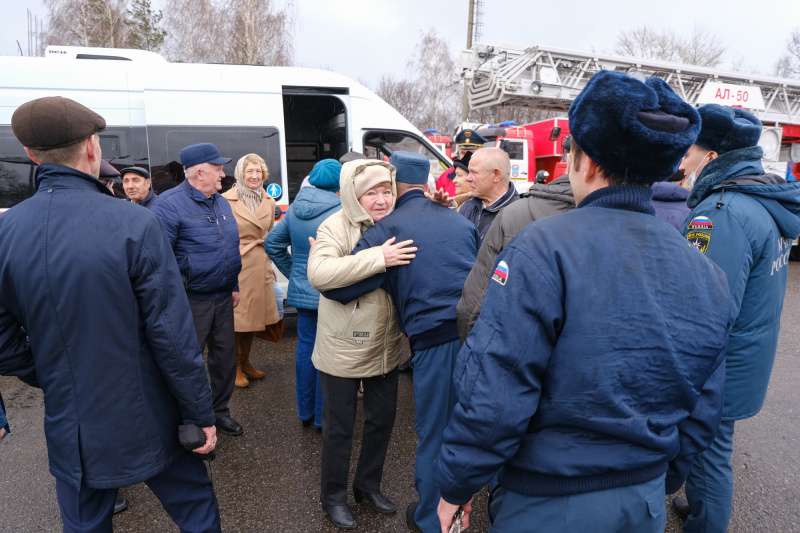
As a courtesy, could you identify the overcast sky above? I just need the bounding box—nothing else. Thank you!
[3,0,799,89]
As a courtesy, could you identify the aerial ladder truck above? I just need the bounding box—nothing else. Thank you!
[456,43,800,191]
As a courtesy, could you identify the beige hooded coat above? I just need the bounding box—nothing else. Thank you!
[307,160,403,378]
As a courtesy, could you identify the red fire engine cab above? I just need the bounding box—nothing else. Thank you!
[475,118,571,193]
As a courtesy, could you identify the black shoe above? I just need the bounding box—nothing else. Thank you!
[321,500,357,530]
[113,498,129,515]
[215,416,243,436]
[302,417,314,428]
[672,496,690,522]
[353,487,396,514]
[406,501,423,532]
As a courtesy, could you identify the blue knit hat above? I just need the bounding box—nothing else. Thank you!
[308,159,342,191]
[695,104,762,155]
[568,70,701,182]
[389,151,430,184]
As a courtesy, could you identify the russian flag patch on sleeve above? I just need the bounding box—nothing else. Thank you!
[492,260,509,285]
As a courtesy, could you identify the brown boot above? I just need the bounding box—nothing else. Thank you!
[234,334,250,388]
[235,363,250,388]
[238,332,265,379]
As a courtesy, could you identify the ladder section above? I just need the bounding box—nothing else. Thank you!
[457,43,800,124]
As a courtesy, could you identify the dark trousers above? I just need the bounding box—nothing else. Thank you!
[56,452,221,533]
[411,340,459,533]
[189,296,236,419]
[320,368,399,506]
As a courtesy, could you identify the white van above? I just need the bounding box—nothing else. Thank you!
[0,46,451,214]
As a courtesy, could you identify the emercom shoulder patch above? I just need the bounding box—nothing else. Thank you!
[687,231,711,254]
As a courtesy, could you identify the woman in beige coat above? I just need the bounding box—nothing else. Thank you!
[222,154,280,388]
[307,159,417,530]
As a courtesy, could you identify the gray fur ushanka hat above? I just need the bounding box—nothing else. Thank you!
[568,70,701,183]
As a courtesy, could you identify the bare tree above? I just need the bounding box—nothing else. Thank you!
[775,28,800,78]
[43,0,128,48]
[405,29,461,134]
[614,25,725,68]
[162,0,223,63]
[222,0,295,65]
[375,75,425,126]
[677,26,725,69]
[614,26,680,63]
[126,0,166,52]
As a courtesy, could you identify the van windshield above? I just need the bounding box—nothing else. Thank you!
[363,130,449,178]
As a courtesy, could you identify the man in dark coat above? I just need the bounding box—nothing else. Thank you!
[122,166,158,208]
[457,174,575,342]
[672,105,800,533]
[458,147,519,239]
[433,71,732,533]
[0,97,220,531]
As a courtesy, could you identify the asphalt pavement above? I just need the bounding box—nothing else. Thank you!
[2,264,800,532]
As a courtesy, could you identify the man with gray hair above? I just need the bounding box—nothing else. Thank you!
[152,143,244,437]
[459,147,519,239]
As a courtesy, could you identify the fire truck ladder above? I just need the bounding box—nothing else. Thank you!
[457,43,800,125]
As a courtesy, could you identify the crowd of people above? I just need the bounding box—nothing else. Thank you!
[1,67,800,533]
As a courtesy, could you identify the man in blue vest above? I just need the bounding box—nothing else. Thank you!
[432,71,733,533]
[672,104,800,533]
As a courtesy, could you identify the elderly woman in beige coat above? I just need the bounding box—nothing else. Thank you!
[222,154,280,388]
[307,159,417,530]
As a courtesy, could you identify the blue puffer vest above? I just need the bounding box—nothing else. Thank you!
[151,180,241,300]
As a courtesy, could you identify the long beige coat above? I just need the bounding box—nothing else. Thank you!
[307,160,403,378]
[222,188,280,332]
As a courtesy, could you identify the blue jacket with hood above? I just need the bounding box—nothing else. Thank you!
[684,146,800,420]
[651,180,690,231]
[264,186,342,310]
[432,185,732,504]
[0,164,214,490]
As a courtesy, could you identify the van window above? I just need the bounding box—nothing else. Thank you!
[0,127,36,209]
[146,127,281,197]
[363,130,449,178]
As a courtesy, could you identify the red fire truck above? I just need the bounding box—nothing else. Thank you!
[474,118,570,192]
[424,130,453,160]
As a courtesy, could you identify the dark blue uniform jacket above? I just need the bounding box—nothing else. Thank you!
[684,146,800,420]
[0,165,214,490]
[433,184,732,504]
[323,189,479,350]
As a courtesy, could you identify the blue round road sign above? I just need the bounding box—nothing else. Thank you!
[267,183,282,198]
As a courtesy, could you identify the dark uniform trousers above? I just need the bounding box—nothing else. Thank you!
[319,368,399,506]
[189,296,236,419]
[55,452,220,533]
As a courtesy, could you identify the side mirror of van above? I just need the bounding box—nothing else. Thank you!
[549,127,561,142]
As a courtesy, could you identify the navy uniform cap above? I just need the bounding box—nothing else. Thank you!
[455,129,488,148]
[389,151,430,184]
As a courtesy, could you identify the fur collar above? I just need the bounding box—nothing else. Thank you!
[687,146,764,208]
